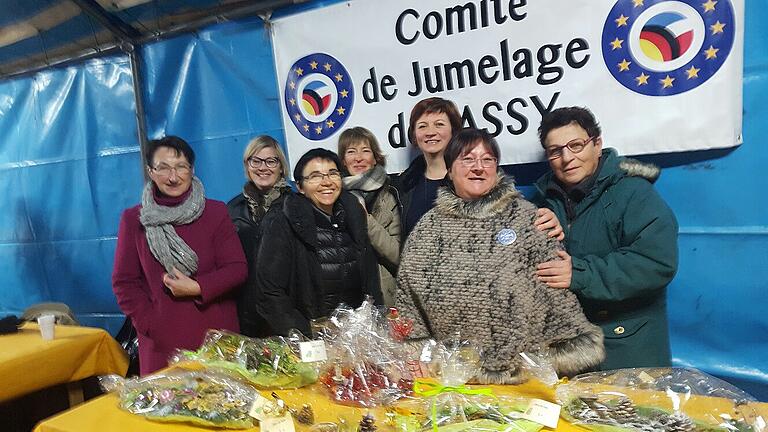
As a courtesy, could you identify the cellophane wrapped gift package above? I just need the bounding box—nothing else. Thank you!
[556,367,767,432]
[100,369,259,429]
[315,298,415,407]
[170,329,319,389]
[390,338,545,432]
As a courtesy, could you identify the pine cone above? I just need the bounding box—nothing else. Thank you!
[610,397,639,423]
[295,404,315,425]
[466,410,486,421]
[573,407,601,422]
[358,414,377,432]
[589,402,611,419]
[575,396,610,420]
[636,423,661,432]
[664,413,695,432]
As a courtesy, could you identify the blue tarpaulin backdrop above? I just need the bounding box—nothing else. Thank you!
[0,1,765,398]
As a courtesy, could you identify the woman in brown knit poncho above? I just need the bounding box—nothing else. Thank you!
[395,128,605,384]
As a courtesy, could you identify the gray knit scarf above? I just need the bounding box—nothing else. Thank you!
[139,176,205,276]
[342,164,388,203]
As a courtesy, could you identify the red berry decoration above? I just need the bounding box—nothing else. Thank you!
[320,361,408,407]
[387,307,414,341]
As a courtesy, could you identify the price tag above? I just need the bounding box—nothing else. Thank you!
[261,414,296,432]
[299,340,328,363]
[248,393,279,421]
[754,415,766,430]
[419,340,437,362]
[419,351,432,362]
[520,398,561,428]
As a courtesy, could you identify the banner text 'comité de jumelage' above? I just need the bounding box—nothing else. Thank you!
[360,0,592,146]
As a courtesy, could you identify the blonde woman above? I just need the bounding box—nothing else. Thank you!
[227,135,292,336]
[338,127,401,306]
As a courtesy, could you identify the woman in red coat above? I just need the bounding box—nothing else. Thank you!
[112,136,247,375]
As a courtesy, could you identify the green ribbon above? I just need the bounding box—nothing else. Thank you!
[413,380,496,398]
[413,379,497,432]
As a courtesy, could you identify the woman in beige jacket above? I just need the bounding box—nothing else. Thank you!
[338,127,401,306]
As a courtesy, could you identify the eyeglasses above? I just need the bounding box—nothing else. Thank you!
[302,170,342,184]
[345,147,373,157]
[151,163,192,177]
[458,157,497,168]
[545,137,595,160]
[247,156,280,169]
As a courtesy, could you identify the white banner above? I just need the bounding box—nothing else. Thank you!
[271,0,743,174]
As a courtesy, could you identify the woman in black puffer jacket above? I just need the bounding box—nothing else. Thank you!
[250,148,382,337]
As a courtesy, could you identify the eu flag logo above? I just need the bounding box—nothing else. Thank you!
[602,0,735,96]
[284,53,355,140]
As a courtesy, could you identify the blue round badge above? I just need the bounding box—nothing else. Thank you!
[601,0,735,96]
[284,53,354,140]
[496,228,517,246]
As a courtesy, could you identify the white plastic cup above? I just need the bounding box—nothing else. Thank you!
[37,315,56,340]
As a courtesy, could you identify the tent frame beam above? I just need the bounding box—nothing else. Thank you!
[1,0,309,81]
[69,0,142,44]
[52,0,307,173]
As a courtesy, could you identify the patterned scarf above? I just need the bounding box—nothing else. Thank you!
[342,164,388,207]
[243,178,290,222]
[139,177,205,276]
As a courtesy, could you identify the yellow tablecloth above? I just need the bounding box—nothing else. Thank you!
[33,377,768,432]
[0,322,128,403]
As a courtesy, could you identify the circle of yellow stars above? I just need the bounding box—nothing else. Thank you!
[608,0,727,89]
[286,60,352,135]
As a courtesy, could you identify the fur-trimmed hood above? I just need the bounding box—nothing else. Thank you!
[534,148,661,201]
[619,157,660,183]
[434,174,520,219]
[601,147,661,183]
